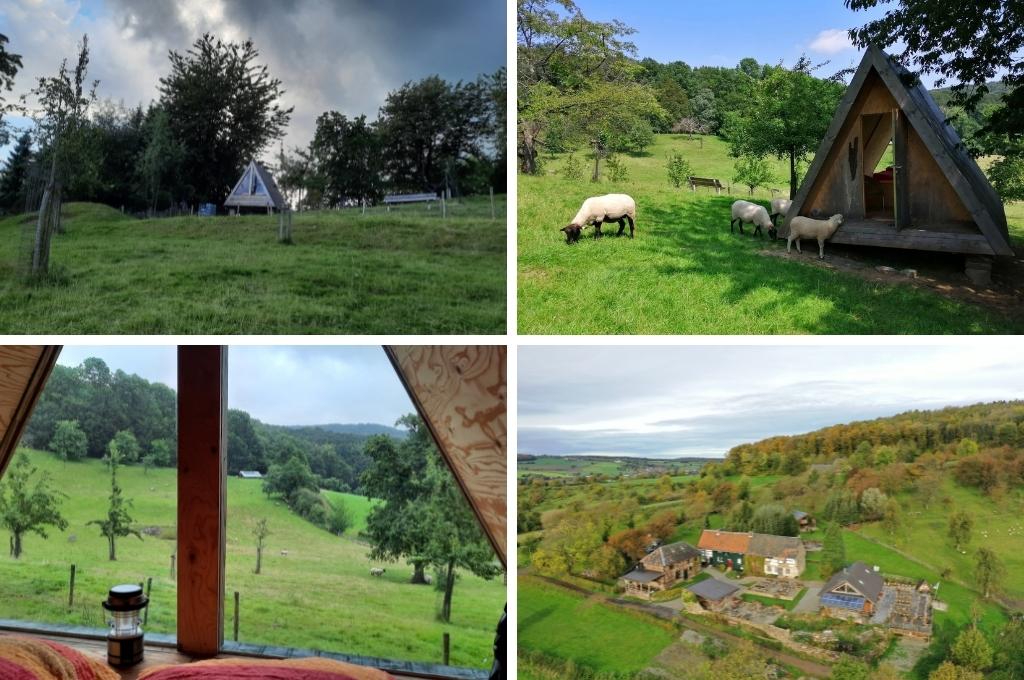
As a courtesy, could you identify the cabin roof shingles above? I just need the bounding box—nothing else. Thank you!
[747,533,803,560]
[647,541,701,567]
[823,561,885,603]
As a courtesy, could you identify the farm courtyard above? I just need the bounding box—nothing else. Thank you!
[0,199,506,334]
[517,135,1024,334]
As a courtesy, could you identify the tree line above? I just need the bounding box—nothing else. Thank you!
[23,357,379,494]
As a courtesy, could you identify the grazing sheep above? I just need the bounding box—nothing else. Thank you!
[769,198,792,235]
[787,214,844,259]
[280,550,289,556]
[370,567,386,577]
[561,193,636,243]
[424,574,433,585]
[730,200,773,237]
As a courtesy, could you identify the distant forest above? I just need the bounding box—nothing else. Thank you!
[722,400,1024,477]
[23,357,401,494]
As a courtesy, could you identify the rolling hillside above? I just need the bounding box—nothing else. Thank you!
[0,449,504,669]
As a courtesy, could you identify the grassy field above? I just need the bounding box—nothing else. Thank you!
[518,134,1023,334]
[518,576,674,674]
[321,490,380,535]
[0,449,504,669]
[0,199,506,334]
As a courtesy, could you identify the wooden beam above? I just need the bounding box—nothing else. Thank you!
[0,346,61,480]
[176,346,227,657]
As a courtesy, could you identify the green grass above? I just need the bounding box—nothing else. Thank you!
[857,481,1024,603]
[0,199,506,333]
[518,134,1022,334]
[320,490,380,536]
[0,449,504,669]
[518,576,674,674]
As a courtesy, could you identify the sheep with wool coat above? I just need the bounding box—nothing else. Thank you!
[561,194,636,244]
[730,200,773,237]
[787,214,844,259]
[769,198,792,230]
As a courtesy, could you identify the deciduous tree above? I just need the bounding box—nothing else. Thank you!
[50,419,87,463]
[820,522,846,579]
[0,454,67,558]
[252,518,269,575]
[974,547,1004,600]
[88,452,142,561]
[948,510,973,552]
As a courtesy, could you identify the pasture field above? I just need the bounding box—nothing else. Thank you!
[0,199,506,334]
[0,449,504,669]
[518,134,1023,334]
[518,576,675,675]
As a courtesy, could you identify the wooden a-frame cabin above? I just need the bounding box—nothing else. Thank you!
[781,45,1013,279]
[0,346,506,680]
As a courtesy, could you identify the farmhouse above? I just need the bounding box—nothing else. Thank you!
[697,530,805,578]
[0,345,506,679]
[224,160,287,213]
[781,45,1013,282]
[820,561,884,617]
[619,541,702,598]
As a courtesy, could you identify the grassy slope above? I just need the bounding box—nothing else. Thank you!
[518,135,1022,334]
[0,450,504,669]
[0,200,506,334]
[518,576,674,674]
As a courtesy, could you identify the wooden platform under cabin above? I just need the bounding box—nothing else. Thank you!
[0,627,458,680]
[824,219,995,255]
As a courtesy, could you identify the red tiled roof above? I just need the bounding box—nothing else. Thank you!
[697,530,752,554]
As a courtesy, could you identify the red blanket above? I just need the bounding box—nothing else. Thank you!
[139,658,395,680]
[0,636,118,679]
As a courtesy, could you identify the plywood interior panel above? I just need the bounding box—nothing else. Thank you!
[0,346,61,480]
[386,346,506,567]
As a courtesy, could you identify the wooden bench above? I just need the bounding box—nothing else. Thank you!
[688,177,724,194]
[383,193,439,211]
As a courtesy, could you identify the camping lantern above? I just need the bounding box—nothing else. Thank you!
[102,584,148,667]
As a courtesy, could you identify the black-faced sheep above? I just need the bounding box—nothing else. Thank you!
[370,567,386,576]
[730,200,773,237]
[787,214,844,259]
[562,194,636,244]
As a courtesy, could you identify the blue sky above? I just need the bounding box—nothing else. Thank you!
[572,0,889,78]
[519,345,1024,459]
[55,346,414,427]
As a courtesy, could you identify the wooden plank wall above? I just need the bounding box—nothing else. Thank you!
[176,346,227,657]
[386,346,507,566]
[0,346,61,480]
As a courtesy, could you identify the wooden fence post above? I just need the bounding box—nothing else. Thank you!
[68,564,76,608]
[442,195,447,219]
[144,577,152,626]
[233,592,240,642]
[442,632,450,666]
[489,187,495,220]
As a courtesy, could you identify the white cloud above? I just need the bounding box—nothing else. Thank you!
[809,28,854,55]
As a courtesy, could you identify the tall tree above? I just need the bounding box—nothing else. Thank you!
[136,105,184,213]
[725,58,844,198]
[307,112,382,206]
[0,33,22,145]
[88,451,142,561]
[820,522,846,579]
[948,510,973,552]
[28,35,98,276]
[950,625,993,672]
[50,419,87,463]
[0,131,33,213]
[974,547,1005,600]
[108,430,141,464]
[749,503,799,536]
[0,454,68,558]
[158,33,292,203]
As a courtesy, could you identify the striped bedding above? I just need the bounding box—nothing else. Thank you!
[0,636,118,680]
[138,657,396,680]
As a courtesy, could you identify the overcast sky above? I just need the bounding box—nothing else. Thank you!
[56,345,414,427]
[519,346,1024,459]
[0,0,505,158]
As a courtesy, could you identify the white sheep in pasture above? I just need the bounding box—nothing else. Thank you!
[787,214,844,259]
[730,200,773,237]
[769,198,792,232]
[370,567,386,577]
[561,194,636,244]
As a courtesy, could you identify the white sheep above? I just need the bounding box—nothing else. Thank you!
[730,200,773,237]
[370,567,386,577]
[769,198,792,232]
[561,194,636,243]
[787,214,844,259]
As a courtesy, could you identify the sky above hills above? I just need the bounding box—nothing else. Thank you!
[55,345,414,427]
[519,345,1024,459]
[0,0,505,157]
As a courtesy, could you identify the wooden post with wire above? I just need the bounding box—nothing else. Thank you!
[233,592,240,642]
[68,564,76,608]
[442,633,450,665]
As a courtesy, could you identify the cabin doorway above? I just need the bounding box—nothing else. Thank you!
[862,110,910,230]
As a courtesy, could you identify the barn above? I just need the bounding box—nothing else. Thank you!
[781,45,1013,283]
[0,346,506,679]
[619,541,702,598]
[224,160,288,213]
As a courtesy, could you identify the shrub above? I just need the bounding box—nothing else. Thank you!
[605,155,629,183]
[559,153,584,181]
[651,587,682,602]
[666,153,692,188]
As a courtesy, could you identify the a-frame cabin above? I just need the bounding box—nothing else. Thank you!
[781,45,1013,271]
[224,160,287,213]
